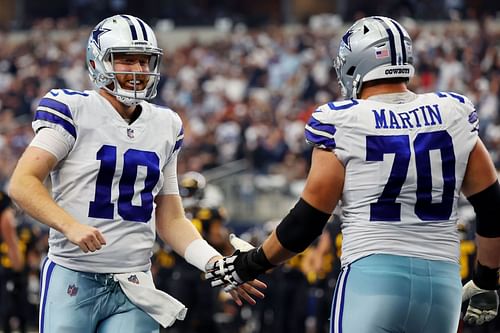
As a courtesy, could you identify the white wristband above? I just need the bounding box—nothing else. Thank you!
[184,239,221,272]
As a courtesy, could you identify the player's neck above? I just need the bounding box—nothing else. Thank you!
[359,82,410,99]
[99,89,140,123]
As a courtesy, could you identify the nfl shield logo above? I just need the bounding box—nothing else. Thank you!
[128,274,139,284]
[127,128,135,138]
[67,284,78,297]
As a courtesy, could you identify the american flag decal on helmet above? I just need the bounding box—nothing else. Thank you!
[376,49,389,59]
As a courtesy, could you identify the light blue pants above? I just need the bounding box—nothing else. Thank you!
[330,254,462,333]
[39,257,159,333]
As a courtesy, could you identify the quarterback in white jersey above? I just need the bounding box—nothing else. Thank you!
[9,15,265,333]
[32,88,184,273]
[205,16,500,333]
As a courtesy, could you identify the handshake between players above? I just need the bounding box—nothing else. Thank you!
[207,234,499,327]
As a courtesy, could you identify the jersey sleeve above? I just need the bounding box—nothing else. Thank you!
[158,154,180,195]
[174,125,184,153]
[436,91,479,135]
[158,108,184,195]
[32,89,77,147]
[461,94,479,135]
[29,127,73,162]
[305,108,338,150]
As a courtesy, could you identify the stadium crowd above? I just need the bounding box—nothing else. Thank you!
[0,13,499,333]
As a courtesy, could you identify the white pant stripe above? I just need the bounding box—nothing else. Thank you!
[39,257,56,333]
[332,264,350,333]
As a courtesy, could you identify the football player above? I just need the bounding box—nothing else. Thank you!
[8,15,265,333]
[206,16,499,333]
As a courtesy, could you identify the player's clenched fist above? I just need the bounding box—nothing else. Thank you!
[64,222,106,253]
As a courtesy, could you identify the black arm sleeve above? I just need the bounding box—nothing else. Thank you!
[467,181,500,238]
[275,198,331,253]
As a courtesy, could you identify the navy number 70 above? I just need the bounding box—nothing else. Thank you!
[367,130,456,221]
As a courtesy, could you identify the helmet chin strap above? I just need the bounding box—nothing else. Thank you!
[116,95,141,106]
[351,74,361,99]
[113,76,146,106]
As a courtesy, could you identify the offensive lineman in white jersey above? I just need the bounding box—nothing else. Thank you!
[205,16,500,333]
[8,15,265,333]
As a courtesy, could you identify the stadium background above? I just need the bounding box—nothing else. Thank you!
[0,0,499,332]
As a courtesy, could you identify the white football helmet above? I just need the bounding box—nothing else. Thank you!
[86,15,163,106]
[334,16,414,99]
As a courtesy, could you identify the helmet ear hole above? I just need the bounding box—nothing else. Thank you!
[346,66,356,76]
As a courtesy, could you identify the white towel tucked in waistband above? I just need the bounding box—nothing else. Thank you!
[114,271,187,328]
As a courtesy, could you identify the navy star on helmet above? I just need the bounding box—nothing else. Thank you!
[341,30,354,51]
[86,14,163,106]
[91,24,111,50]
[334,16,414,99]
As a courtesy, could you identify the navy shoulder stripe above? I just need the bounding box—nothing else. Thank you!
[174,127,184,152]
[305,115,336,149]
[34,111,77,139]
[308,116,337,134]
[35,98,76,139]
[38,98,73,119]
[435,91,465,104]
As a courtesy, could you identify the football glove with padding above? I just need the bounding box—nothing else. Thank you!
[205,234,274,291]
[462,280,499,325]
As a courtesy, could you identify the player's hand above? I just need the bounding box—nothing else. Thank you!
[63,222,106,253]
[462,280,499,325]
[205,247,267,306]
[206,250,247,289]
[226,279,267,306]
[205,234,257,289]
[205,234,274,292]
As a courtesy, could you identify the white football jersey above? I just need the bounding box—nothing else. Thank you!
[33,89,184,273]
[305,91,479,265]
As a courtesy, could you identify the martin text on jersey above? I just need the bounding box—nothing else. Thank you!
[372,104,442,129]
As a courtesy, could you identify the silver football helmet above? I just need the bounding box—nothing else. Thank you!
[334,16,414,99]
[86,15,163,106]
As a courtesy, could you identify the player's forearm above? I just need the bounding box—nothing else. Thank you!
[158,216,222,271]
[157,216,203,256]
[155,194,220,263]
[475,235,500,268]
[262,231,296,265]
[8,174,78,234]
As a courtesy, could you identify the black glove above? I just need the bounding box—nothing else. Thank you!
[205,247,274,291]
